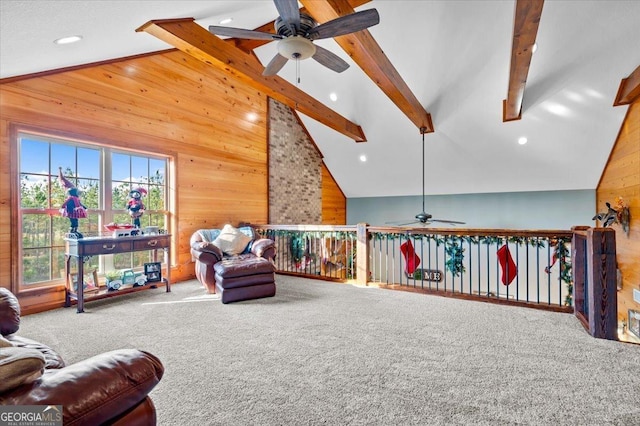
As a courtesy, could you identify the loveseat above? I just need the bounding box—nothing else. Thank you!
[190,224,276,298]
[0,287,164,425]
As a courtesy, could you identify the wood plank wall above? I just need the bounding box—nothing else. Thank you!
[0,50,270,311]
[322,164,346,225]
[596,101,640,322]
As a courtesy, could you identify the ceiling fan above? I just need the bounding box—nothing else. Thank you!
[387,129,466,227]
[208,0,379,76]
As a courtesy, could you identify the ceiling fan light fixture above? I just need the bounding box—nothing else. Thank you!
[277,36,316,60]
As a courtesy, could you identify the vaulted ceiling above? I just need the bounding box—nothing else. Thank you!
[2,0,639,198]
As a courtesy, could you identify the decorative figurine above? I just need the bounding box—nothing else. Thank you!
[126,187,147,228]
[58,167,87,238]
[592,202,618,227]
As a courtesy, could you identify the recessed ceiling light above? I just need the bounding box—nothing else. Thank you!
[584,88,604,99]
[566,91,584,103]
[545,103,569,116]
[359,154,367,162]
[532,43,538,53]
[219,17,233,25]
[518,137,528,145]
[54,35,82,45]
[329,92,338,102]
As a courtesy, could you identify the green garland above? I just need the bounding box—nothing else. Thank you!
[289,235,305,264]
[444,243,465,276]
[554,239,573,306]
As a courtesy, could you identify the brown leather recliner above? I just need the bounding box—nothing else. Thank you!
[0,287,164,425]
[190,225,276,294]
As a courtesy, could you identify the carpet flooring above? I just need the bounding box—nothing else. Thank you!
[17,275,640,425]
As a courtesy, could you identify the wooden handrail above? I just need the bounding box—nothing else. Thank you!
[570,225,591,237]
[258,224,572,238]
[368,226,573,239]
[253,224,357,232]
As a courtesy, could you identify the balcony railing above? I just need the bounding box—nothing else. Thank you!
[254,224,617,339]
[366,226,574,311]
[258,225,357,280]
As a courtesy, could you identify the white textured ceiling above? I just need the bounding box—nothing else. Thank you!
[2,1,639,198]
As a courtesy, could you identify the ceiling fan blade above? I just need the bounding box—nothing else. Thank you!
[263,53,289,76]
[430,219,466,225]
[312,44,349,73]
[385,219,419,226]
[274,0,301,34]
[208,25,281,41]
[308,9,380,40]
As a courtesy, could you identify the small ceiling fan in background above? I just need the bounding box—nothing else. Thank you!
[387,129,466,227]
[208,0,379,76]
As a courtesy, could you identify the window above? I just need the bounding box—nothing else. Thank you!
[18,132,169,291]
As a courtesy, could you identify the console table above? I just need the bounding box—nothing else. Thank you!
[65,234,171,313]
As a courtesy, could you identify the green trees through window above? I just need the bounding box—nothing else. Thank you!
[18,133,168,287]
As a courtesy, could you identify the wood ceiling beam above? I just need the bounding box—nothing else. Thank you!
[503,0,544,122]
[227,20,277,53]
[136,18,366,142]
[300,0,434,134]
[613,64,640,106]
[229,1,372,53]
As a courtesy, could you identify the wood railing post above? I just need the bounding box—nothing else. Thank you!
[356,223,369,285]
[571,226,589,325]
[586,227,618,340]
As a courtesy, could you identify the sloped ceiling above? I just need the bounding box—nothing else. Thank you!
[2,0,639,198]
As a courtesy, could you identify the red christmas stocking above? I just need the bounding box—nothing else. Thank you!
[497,244,517,285]
[400,240,421,275]
[545,253,558,274]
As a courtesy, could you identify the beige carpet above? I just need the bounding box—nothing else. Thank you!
[17,275,640,425]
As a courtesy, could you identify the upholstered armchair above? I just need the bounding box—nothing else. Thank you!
[190,224,276,294]
[0,287,164,425]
